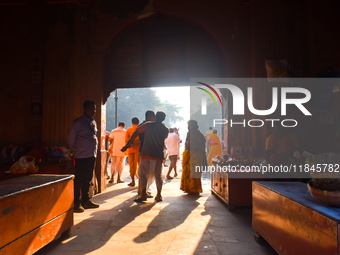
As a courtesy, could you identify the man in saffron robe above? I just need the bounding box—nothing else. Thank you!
[207,129,222,166]
[126,117,140,187]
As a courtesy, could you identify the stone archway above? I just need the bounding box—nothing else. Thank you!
[99,14,226,192]
[103,14,226,100]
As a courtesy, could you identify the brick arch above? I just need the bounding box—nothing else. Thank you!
[103,14,226,101]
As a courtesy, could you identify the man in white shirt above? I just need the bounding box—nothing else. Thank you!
[108,122,127,183]
[165,128,182,179]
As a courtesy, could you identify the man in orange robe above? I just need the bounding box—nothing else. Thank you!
[126,117,140,186]
[207,129,222,166]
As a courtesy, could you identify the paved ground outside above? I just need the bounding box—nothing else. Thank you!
[36,159,277,255]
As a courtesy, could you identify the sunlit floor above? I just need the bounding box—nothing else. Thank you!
[36,161,277,255]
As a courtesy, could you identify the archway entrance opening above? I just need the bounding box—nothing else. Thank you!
[103,84,223,193]
[100,14,226,192]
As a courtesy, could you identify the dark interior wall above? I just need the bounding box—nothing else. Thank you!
[0,5,45,145]
[248,0,340,77]
[0,0,339,153]
[245,0,340,155]
[0,2,113,147]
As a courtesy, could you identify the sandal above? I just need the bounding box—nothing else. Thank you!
[128,182,135,187]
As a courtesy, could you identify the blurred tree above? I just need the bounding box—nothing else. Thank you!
[106,88,183,131]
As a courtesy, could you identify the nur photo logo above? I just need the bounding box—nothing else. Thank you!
[191,78,314,128]
[196,82,222,115]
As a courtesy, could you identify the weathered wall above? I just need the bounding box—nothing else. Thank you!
[0,0,339,186]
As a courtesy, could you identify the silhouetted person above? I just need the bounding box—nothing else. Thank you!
[165,128,182,178]
[68,100,100,213]
[122,111,168,202]
[126,117,140,186]
[137,110,156,198]
[108,121,126,183]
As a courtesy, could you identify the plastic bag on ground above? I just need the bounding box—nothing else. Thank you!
[10,156,39,174]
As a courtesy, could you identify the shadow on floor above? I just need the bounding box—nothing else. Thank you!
[133,194,201,244]
[194,195,278,255]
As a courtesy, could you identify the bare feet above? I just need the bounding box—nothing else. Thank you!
[155,195,162,202]
[134,197,147,202]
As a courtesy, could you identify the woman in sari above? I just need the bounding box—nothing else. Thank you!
[207,129,222,166]
[180,120,207,194]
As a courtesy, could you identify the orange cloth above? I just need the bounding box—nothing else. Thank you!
[140,155,163,163]
[207,133,222,166]
[180,150,203,193]
[128,150,139,177]
[126,124,140,178]
[125,124,140,154]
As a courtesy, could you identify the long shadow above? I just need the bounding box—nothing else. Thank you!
[94,185,134,199]
[193,194,278,254]
[133,194,201,243]
[35,183,156,254]
[36,163,193,253]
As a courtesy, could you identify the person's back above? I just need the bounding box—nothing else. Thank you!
[207,129,222,166]
[141,121,168,160]
[165,132,181,156]
[126,117,140,186]
[121,111,169,202]
[205,127,213,138]
[108,122,127,183]
[181,120,205,194]
[109,125,126,157]
[165,128,182,178]
[138,110,156,152]
[126,118,140,154]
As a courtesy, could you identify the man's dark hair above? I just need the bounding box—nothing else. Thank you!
[132,117,139,125]
[209,127,213,130]
[213,129,218,134]
[155,111,166,122]
[145,110,155,120]
[118,122,125,127]
[83,100,95,109]
[169,128,174,133]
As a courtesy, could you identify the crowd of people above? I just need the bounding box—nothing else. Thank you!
[68,100,223,213]
[68,100,301,214]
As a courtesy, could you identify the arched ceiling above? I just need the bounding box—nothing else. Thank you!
[103,14,225,100]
